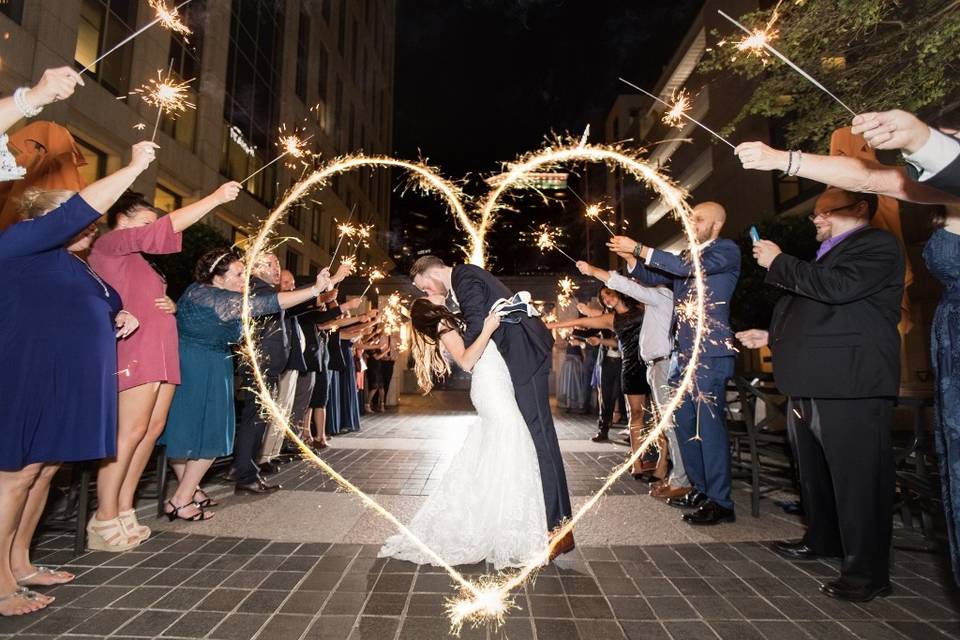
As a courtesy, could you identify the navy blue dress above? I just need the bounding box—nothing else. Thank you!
[924,228,960,584]
[0,194,121,470]
[326,338,360,434]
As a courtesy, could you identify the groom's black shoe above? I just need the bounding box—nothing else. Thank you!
[591,427,610,443]
[548,531,575,561]
[682,501,735,526]
[666,490,707,509]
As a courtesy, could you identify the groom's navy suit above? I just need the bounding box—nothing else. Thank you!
[452,264,572,530]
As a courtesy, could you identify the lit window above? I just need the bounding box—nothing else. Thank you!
[154,184,183,213]
[74,136,107,186]
[74,0,136,96]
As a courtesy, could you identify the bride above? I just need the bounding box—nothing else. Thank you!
[378,296,548,570]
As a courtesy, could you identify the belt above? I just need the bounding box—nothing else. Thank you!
[645,355,669,366]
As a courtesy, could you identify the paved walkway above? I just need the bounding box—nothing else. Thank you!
[3,392,958,639]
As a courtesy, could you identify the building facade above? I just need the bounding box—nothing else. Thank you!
[0,0,396,274]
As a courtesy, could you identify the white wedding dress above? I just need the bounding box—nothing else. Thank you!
[378,342,548,570]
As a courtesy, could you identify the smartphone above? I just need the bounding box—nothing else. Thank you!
[749,225,761,245]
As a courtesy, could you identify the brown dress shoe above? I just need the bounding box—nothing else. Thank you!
[651,484,691,500]
[548,531,575,561]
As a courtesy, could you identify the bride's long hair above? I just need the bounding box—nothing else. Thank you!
[409,297,465,394]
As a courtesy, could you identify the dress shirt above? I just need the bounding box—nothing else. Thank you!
[816,225,867,262]
[606,271,674,362]
[904,128,960,182]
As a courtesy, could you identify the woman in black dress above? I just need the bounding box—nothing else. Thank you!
[548,288,656,477]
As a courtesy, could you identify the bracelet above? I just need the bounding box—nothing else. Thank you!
[13,87,41,118]
[310,285,320,297]
[783,150,794,176]
[632,243,643,258]
[790,150,803,176]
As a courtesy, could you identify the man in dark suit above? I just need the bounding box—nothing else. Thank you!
[608,202,741,526]
[410,256,574,555]
[737,187,905,602]
[233,253,289,495]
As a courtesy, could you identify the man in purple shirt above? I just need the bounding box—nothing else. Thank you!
[737,187,904,603]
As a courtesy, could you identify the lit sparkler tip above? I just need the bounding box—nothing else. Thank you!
[446,587,514,633]
[148,0,191,37]
[662,89,692,128]
[279,134,308,159]
[132,69,196,116]
[337,222,358,237]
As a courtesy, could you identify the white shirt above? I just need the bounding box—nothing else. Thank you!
[605,271,674,362]
[904,128,960,181]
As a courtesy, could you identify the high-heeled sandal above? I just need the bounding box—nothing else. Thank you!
[164,500,213,522]
[118,509,151,542]
[193,489,219,508]
[86,515,140,552]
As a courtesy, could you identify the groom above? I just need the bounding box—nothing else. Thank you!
[410,256,574,555]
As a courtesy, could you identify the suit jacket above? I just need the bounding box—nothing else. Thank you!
[766,226,904,399]
[628,238,741,360]
[925,154,960,198]
[249,277,291,378]
[451,264,553,386]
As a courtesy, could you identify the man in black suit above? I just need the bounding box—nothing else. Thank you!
[737,187,905,602]
[410,256,574,555]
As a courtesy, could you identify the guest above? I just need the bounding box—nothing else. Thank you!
[86,182,241,549]
[548,289,653,477]
[369,330,398,412]
[555,335,585,412]
[327,307,374,435]
[608,202,741,525]
[737,188,903,602]
[0,141,154,617]
[575,259,688,500]
[159,251,334,519]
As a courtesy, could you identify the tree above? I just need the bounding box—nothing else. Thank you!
[700,0,960,152]
[150,222,230,299]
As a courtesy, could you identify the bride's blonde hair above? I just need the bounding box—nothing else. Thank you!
[409,297,464,394]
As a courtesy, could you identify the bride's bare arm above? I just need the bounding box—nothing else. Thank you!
[439,312,500,373]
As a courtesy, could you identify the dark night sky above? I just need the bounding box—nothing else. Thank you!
[389,0,705,269]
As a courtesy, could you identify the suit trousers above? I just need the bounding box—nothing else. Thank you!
[599,355,624,428]
[258,370,300,464]
[787,396,894,589]
[234,374,279,485]
[647,359,689,488]
[672,355,735,509]
[514,357,572,530]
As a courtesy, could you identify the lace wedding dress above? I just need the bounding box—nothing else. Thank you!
[379,342,548,570]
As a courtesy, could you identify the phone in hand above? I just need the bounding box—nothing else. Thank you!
[749,225,761,245]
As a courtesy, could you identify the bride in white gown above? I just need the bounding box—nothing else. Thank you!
[378,297,548,570]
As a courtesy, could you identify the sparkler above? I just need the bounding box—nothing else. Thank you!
[131,65,196,143]
[717,9,857,117]
[618,78,736,150]
[557,276,579,308]
[662,89,691,128]
[359,267,386,297]
[80,0,194,75]
[327,204,358,269]
[584,203,616,237]
[240,130,314,185]
[533,224,577,265]
[240,146,707,633]
[380,292,408,335]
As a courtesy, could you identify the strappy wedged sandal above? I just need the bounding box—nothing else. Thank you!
[86,515,140,552]
[118,509,151,543]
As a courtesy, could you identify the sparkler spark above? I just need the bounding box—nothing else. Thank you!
[533,224,577,264]
[557,276,579,308]
[662,89,692,128]
[240,146,707,633]
[241,128,315,184]
[583,202,617,237]
[148,0,191,38]
[131,67,195,142]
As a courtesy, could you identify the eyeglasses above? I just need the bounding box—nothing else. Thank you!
[808,201,862,221]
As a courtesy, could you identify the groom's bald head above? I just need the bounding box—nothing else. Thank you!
[411,255,450,297]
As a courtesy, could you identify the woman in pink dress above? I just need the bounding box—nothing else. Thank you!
[86,181,240,551]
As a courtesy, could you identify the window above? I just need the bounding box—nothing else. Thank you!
[311,204,322,244]
[74,0,137,95]
[154,184,183,213]
[161,1,203,149]
[295,9,310,102]
[286,249,300,275]
[0,0,25,23]
[74,136,107,186]
[289,205,302,231]
[221,0,284,205]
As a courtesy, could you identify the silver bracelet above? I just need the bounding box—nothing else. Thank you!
[784,150,794,176]
[13,87,41,118]
[790,150,803,176]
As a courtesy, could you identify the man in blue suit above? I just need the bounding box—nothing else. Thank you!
[608,202,741,525]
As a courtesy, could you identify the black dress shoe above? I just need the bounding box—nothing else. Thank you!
[258,461,280,475]
[772,539,828,561]
[235,479,282,495]
[591,430,610,443]
[666,490,707,509]
[820,579,892,602]
[682,501,736,525]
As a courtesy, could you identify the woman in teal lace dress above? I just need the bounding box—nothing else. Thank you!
[925,207,960,584]
[160,250,331,521]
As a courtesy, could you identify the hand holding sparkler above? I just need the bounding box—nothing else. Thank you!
[734,141,791,172]
[574,261,604,280]
[25,67,85,109]
[212,181,243,205]
[332,261,354,285]
[606,235,645,260]
[851,110,933,154]
[128,141,160,172]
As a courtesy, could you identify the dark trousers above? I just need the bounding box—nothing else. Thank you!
[599,355,623,428]
[787,396,895,589]
[233,374,278,485]
[514,357,572,530]
[672,355,735,509]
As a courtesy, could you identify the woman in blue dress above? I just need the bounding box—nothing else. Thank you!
[0,141,156,617]
[926,207,960,584]
[160,250,332,521]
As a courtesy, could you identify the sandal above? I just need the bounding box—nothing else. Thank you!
[193,489,219,508]
[86,515,140,552]
[15,566,75,587]
[118,509,151,543]
[164,500,213,522]
[0,587,52,616]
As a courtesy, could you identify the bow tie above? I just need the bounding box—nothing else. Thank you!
[490,292,540,324]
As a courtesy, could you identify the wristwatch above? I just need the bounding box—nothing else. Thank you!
[632,242,644,259]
